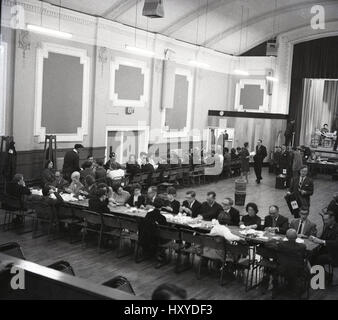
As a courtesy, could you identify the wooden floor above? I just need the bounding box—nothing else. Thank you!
[0,169,337,300]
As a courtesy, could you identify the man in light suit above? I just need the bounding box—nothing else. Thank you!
[287,165,314,217]
[290,208,317,237]
[253,139,267,184]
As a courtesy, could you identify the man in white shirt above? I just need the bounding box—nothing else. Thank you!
[290,208,317,237]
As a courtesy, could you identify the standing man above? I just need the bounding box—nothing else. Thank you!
[284,120,295,147]
[253,139,267,184]
[62,144,83,181]
[287,165,314,217]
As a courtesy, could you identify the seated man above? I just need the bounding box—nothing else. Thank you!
[267,229,308,297]
[309,211,338,276]
[181,191,201,218]
[52,171,69,190]
[221,197,240,226]
[263,205,289,234]
[94,159,107,183]
[104,152,123,171]
[199,191,223,221]
[327,192,338,222]
[290,208,317,237]
[6,173,31,199]
[144,186,163,209]
[80,160,95,184]
[162,187,180,215]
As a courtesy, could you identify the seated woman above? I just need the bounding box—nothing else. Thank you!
[89,187,110,213]
[52,171,69,190]
[240,202,261,230]
[126,184,145,208]
[110,183,130,206]
[162,187,180,215]
[126,154,141,177]
[65,171,84,196]
[41,160,55,187]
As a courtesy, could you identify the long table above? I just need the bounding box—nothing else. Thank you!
[64,199,319,252]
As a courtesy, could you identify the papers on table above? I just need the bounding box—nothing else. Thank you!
[30,189,42,196]
[60,193,78,202]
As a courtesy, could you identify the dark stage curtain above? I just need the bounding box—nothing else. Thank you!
[289,36,338,145]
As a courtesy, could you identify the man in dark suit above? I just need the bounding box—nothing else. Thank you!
[63,144,83,181]
[253,139,267,184]
[199,191,223,221]
[284,120,295,146]
[310,212,338,273]
[145,186,163,209]
[287,165,314,216]
[181,191,201,218]
[221,197,240,226]
[263,205,289,234]
[290,208,317,237]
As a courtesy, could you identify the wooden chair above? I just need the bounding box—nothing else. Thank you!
[195,235,227,285]
[156,225,182,271]
[30,200,57,240]
[101,214,122,254]
[1,194,26,231]
[117,216,139,259]
[225,242,256,291]
[177,229,205,273]
[80,210,103,251]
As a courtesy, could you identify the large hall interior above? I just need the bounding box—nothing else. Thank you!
[0,0,338,301]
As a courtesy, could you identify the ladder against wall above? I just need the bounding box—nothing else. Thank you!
[43,135,57,169]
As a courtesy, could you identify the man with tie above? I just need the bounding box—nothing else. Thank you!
[290,208,317,237]
[221,197,240,226]
[253,139,267,184]
[309,212,338,283]
[263,205,289,234]
[181,191,201,218]
[287,165,314,217]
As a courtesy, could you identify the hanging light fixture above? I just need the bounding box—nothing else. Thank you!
[27,1,72,39]
[126,0,155,57]
[190,0,210,69]
[233,5,249,76]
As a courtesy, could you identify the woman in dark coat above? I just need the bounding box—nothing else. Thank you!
[240,142,250,183]
[41,160,55,187]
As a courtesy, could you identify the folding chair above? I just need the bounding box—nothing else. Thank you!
[1,194,26,231]
[47,260,75,276]
[102,276,136,295]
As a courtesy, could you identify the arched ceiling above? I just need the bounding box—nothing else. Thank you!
[44,0,338,55]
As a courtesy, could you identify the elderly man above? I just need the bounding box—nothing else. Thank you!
[144,186,163,209]
[221,197,240,226]
[310,211,338,278]
[263,205,289,234]
[290,208,317,237]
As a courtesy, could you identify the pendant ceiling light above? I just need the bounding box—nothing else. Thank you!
[190,0,210,69]
[126,0,155,57]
